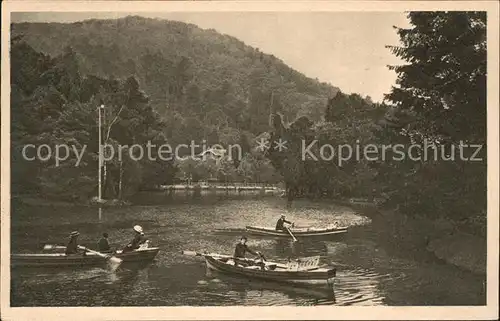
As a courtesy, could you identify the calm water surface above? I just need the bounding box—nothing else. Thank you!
[11,192,485,306]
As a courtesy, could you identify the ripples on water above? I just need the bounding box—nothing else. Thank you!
[11,192,485,306]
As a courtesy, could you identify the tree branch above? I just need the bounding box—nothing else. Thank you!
[105,105,125,142]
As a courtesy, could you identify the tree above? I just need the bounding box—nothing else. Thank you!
[10,41,177,201]
[385,12,486,144]
[377,12,487,225]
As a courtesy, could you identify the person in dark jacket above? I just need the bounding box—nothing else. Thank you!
[231,236,265,268]
[275,214,293,231]
[233,236,260,258]
[122,225,147,253]
[65,231,82,255]
[97,232,111,253]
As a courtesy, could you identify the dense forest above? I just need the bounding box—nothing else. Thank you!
[11,39,177,201]
[266,12,486,234]
[12,16,339,141]
[11,16,344,201]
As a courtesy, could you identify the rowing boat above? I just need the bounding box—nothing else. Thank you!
[245,225,348,238]
[203,254,337,286]
[11,247,160,268]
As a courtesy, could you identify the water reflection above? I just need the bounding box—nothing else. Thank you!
[130,189,277,206]
[329,267,387,306]
[11,193,486,306]
[203,269,336,305]
[274,238,329,259]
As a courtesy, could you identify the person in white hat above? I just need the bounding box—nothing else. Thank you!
[122,225,147,253]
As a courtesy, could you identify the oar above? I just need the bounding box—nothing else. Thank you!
[43,244,66,250]
[329,261,351,268]
[285,226,298,242]
[182,250,247,262]
[213,228,245,233]
[44,244,122,270]
[182,250,285,268]
[77,245,122,271]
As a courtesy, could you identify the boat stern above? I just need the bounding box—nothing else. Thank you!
[326,267,337,289]
[327,267,337,278]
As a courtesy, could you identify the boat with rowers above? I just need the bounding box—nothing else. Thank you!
[185,251,337,288]
[11,246,160,268]
[245,225,348,238]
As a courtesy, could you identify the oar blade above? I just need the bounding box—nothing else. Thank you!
[107,256,122,272]
[109,256,122,264]
[43,244,65,250]
[182,250,200,256]
[285,227,298,242]
[77,245,123,272]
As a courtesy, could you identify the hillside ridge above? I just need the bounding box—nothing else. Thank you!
[12,15,341,145]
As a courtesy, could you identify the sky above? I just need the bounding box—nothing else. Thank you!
[12,12,411,102]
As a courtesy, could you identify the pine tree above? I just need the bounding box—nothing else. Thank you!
[385,12,486,144]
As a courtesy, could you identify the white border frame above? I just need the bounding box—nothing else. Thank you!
[1,1,498,320]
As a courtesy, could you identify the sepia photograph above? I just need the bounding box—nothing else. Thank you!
[1,1,498,320]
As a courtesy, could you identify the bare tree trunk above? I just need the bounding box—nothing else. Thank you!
[103,160,107,198]
[102,105,125,200]
[118,160,123,199]
[286,185,295,209]
[102,109,107,199]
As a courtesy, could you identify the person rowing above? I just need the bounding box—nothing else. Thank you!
[275,214,294,231]
[234,236,260,258]
[65,231,86,255]
[122,225,148,253]
[231,236,263,267]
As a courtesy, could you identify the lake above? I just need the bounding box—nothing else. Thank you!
[10,192,486,306]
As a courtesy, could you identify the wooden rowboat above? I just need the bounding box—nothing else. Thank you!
[11,247,160,268]
[204,254,337,287]
[245,225,348,238]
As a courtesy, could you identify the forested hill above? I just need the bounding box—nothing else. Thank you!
[12,16,339,145]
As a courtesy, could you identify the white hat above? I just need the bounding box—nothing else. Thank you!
[133,225,143,233]
[69,231,80,237]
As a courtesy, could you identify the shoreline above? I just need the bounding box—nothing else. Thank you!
[11,195,130,207]
[347,204,486,276]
